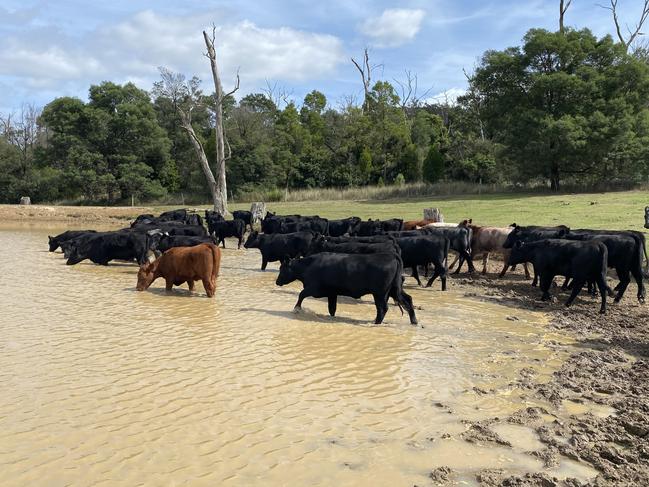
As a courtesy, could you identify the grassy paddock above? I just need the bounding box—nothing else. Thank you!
[153,190,649,234]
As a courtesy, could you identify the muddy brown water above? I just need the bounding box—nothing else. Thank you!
[0,225,602,485]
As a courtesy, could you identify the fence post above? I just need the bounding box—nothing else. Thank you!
[423,208,444,222]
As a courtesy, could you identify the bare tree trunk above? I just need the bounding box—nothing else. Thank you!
[351,48,373,112]
[203,29,239,215]
[559,0,572,33]
[179,113,221,210]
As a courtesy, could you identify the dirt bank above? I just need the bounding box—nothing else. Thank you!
[0,204,151,225]
[441,266,649,486]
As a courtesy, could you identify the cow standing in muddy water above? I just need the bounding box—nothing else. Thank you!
[276,252,418,325]
[136,243,221,297]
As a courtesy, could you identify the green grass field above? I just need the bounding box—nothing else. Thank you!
[164,190,649,234]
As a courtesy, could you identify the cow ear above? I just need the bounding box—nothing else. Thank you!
[514,241,523,248]
[48,236,53,242]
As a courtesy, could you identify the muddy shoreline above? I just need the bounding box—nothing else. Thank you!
[444,269,649,486]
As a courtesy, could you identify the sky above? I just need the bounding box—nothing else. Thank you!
[0,0,644,113]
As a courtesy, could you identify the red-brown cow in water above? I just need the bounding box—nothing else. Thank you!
[136,243,221,297]
[464,225,531,278]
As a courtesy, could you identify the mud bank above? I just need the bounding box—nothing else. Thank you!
[442,269,649,486]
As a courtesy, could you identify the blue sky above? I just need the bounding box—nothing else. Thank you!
[0,0,643,113]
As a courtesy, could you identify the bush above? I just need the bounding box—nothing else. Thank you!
[394,173,406,186]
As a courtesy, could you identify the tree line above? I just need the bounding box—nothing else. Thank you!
[1,25,649,204]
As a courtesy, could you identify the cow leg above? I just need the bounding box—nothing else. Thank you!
[482,252,489,274]
[188,280,195,292]
[373,294,388,324]
[448,254,459,270]
[411,266,423,286]
[498,253,510,278]
[202,278,215,297]
[631,267,646,304]
[562,277,572,291]
[294,289,310,310]
[523,263,531,279]
[261,257,268,270]
[596,275,608,314]
[237,236,243,249]
[400,291,418,325]
[165,278,173,292]
[328,295,337,316]
[220,238,226,249]
[565,279,585,308]
[532,268,538,287]
[539,274,553,301]
[614,268,631,303]
[453,253,465,275]
[465,252,476,273]
[426,264,442,288]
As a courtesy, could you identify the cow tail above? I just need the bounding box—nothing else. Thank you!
[444,236,451,270]
[640,233,649,278]
[209,243,221,285]
[391,256,405,316]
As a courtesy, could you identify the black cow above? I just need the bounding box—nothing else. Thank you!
[275,252,418,325]
[328,217,361,237]
[508,239,610,313]
[396,235,450,289]
[131,214,156,227]
[326,235,395,244]
[357,220,382,236]
[307,237,399,257]
[566,230,646,303]
[645,206,649,229]
[156,235,217,253]
[159,209,187,222]
[381,218,403,232]
[66,230,154,266]
[502,224,570,285]
[134,223,207,237]
[210,219,246,248]
[205,210,224,222]
[232,210,253,231]
[503,224,571,248]
[244,231,315,270]
[423,226,475,274]
[186,213,204,227]
[48,230,97,252]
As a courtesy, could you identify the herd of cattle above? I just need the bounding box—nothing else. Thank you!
[48,207,649,324]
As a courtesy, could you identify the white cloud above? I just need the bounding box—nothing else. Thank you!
[0,9,346,106]
[359,8,425,47]
[426,87,466,105]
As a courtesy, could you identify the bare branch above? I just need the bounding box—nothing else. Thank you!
[598,0,649,50]
[351,48,373,111]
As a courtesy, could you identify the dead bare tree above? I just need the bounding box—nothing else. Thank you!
[559,0,573,33]
[394,70,433,112]
[203,26,239,215]
[351,48,379,112]
[262,80,293,109]
[598,0,649,51]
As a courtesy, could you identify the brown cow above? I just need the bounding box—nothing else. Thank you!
[136,243,221,297]
[403,219,436,230]
[464,225,531,278]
